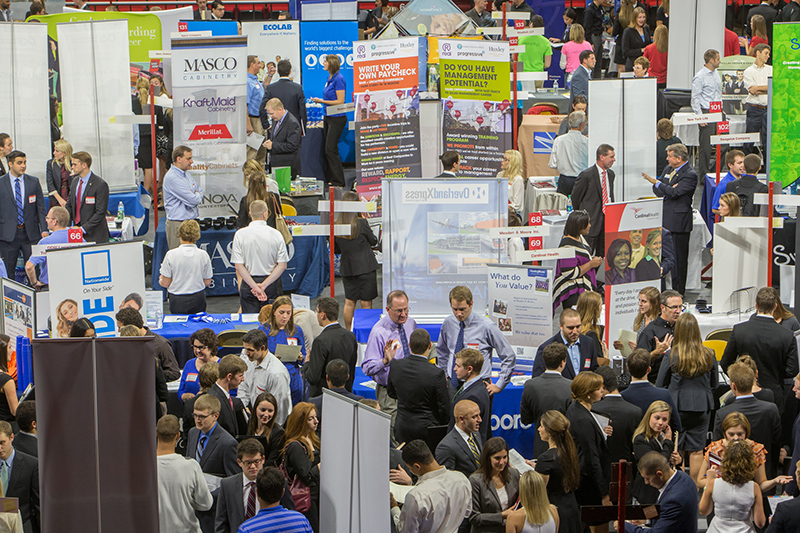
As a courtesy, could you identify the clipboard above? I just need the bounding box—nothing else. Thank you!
[275,344,302,362]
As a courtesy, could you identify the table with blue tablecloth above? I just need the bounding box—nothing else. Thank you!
[151,216,329,298]
[154,314,261,367]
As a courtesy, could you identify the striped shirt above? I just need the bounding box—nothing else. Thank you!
[237,506,313,533]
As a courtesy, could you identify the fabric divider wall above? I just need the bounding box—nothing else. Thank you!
[667,0,725,90]
[34,337,158,532]
[588,78,657,202]
[712,217,769,314]
[58,20,136,192]
[0,24,51,190]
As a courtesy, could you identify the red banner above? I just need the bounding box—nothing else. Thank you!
[188,124,233,140]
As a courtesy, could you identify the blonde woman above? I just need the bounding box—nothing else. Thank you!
[718,192,740,219]
[132,77,168,196]
[46,139,73,207]
[631,400,682,504]
[613,286,659,351]
[621,6,651,71]
[498,150,524,218]
[576,291,608,363]
[561,24,593,77]
[505,471,559,533]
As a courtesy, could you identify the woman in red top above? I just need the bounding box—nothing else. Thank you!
[643,24,668,88]
[742,14,768,56]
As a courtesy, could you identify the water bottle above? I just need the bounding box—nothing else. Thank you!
[566,196,573,213]
[116,201,124,229]
[553,79,559,92]
[155,307,163,330]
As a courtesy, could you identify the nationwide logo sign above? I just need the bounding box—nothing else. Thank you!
[188,124,233,140]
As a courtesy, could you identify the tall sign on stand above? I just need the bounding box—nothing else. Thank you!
[603,199,663,356]
[667,0,725,90]
[353,37,422,215]
[439,39,512,177]
[241,21,302,85]
[0,24,51,190]
[171,35,248,217]
[770,22,800,189]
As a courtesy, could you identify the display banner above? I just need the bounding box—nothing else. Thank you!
[1,279,35,341]
[439,39,510,101]
[353,38,422,216]
[0,23,51,190]
[242,21,302,84]
[172,36,248,217]
[382,178,507,315]
[178,19,239,36]
[300,21,358,162]
[719,54,754,116]
[770,23,800,188]
[47,241,146,338]
[487,264,553,362]
[603,199,663,355]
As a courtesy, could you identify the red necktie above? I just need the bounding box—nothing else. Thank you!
[601,169,609,214]
[75,180,83,224]
[245,481,257,520]
[229,397,234,412]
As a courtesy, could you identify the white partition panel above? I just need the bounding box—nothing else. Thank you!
[59,20,136,192]
[588,78,656,201]
[0,24,53,189]
[320,391,356,533]
[712,218,769,313]
[355,404,391,532]
[668,0,725,90]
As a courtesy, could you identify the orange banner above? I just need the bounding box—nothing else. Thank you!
[354,56,419,93]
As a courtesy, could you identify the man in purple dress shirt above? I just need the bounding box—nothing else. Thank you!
[361,290,417,443]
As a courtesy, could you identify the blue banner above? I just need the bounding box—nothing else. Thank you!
[178,19,238,36]
[300,21,358,163]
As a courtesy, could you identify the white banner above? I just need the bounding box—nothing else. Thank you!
[58,20,136,192]
[241,21,302,84]
[172,36,248,217]
[47,241,146,338]
[0,24,51,191]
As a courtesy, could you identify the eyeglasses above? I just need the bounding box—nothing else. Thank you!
[241,458,264,467]
[663,303,685,311]
[192,344,207,351]
[193,413,213,420]
[388,307,409,315]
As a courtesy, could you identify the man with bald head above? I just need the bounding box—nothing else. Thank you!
[435,399,483,478]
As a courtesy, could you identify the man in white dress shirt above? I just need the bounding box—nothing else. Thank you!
[238,329,292,424]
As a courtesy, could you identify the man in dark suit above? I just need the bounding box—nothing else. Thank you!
[435,399,483,478]
[387,329,450,445]
[714,361,782,477]
[623,452,698,533]
[308,359,364,428]
[520,343,572,457]
[0,422,39,533]
[643,143,697,295]
[209,355,249,438]
[570,50,594,107]
[260,59,306,134]
[532,309,599,379]
[193,0,209,19]
[621,349,682,433]
[64,151,110,244]
[13,401,37,458]
[595,367,642,466]
[0,150,47,278]
[725,154,769,216]
[768,485,800,531]
[263,98,302,178]
[447,348,490,442]
[436,151,460,177]
[302,297,358,397]
[721,287,799,414]
[636,291,682,382]
[572,143,616,255]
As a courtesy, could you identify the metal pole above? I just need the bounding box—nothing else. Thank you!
[150,87,158,230]
[330,191,335,297]
[768,181,774,287]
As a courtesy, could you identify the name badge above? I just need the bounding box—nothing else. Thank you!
[286,338,297,346]
[85,196,96,205]
[186,373,198,382]
[28,195,36,203]
[584,358,591,369]
[467,343,479,350]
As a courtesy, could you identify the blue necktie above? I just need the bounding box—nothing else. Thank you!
[14,178,23,226]
[451,321,465,388]
[397,323,410,358]
[197,435,208,460]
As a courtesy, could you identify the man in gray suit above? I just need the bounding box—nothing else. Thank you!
[570,50,595,108]
[435,399,483,478]
[216,439,263,533]
[520,343,572,458]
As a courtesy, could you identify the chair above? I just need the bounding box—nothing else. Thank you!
[703,340,727,362]
[526,103,560,115]
[218,329,247,347]
[705,328,733,343]
[282,204,297,216]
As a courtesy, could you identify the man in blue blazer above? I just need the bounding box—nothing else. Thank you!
[623,452,698,533]
[0,151,47,278]
[570,50,595,106]
[642,143,698,295]
[532,309,599,379]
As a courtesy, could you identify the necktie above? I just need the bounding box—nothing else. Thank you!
[197,435,208,460]
[601,169,609,214]
[14,178,23,226]
[0,461,8,494]
[229,396,234,412]
[75,179,84,225]
[397,323,410,358]
[245,481,257,520]
[467,433,481,465]
[451,321,465,388]
[570,344,581,375]
[453,383,465,402]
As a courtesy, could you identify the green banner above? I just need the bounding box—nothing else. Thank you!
[438,39,510,101]
[30,12,161,63]
[770,23,800,188]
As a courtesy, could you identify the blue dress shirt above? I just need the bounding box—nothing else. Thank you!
[29,229,72,284]
[163,166,203,221]
[691,66,722,115]
[562,332,582,375]
[247,72,264,116]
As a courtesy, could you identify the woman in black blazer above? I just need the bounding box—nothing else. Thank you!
[621,7,652,71]
[334,191,379,330]
[656,312,717,485]
[468,437,521,533]
[535,410,582,533]
[247,392,286,467]
[46,139,73,207]
[566,372,613,531]
[631,400,683,504]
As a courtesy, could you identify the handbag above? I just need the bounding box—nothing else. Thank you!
[280,444,312,512]
[270,194,293,246]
